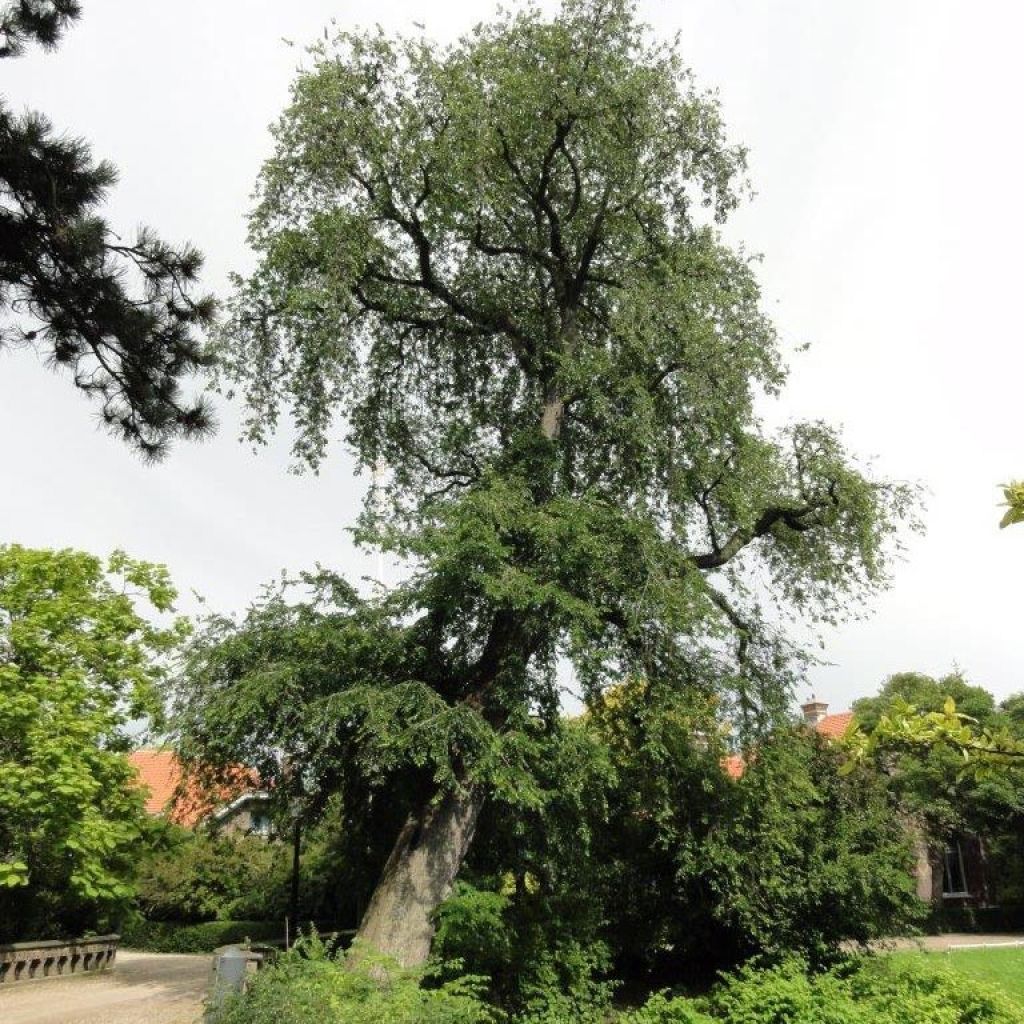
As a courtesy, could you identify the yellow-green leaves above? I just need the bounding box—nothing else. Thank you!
[0,860,28,887]
[842,694,1024,779]
[998,481,1024,528]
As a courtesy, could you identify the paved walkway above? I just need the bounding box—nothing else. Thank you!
[0,951,208,1024]
[885,932,1024,952]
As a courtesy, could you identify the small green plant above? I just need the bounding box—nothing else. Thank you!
[213,936,494,1024]
[621,992,715,1024]
[621,956,1024,1024]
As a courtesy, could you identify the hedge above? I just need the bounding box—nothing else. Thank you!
[927,904,1024,935]
[121,919,284,953]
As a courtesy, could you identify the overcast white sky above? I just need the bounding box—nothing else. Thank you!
[2,1,1022,712]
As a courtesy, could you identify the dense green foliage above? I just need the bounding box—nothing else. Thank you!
[0,0,215,456]
[194,0,918,958]
[121,917,285,954]
[853,672,1011,834]
[850,672,1024,903]
[177,664,921,1006]
[436,686,919,1008]
[0,544,187,940]
[583,681,918,971]
[701,727,919,962]
[133,803,372,929]
[432,880,615,1023]
[215,950,1024,1024]
[134,823,289,924]
[623,957,1024,1024]
[214,937,493,1024]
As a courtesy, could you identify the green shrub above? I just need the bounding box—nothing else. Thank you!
[699,731,922,965]
[622,956,1024,1024]
[135,824,290,923]
[213,936,493,1024]
[701,960,857,1024]
[120,918,283,953]
[622,991,715,1024]
[432,883,512,983]
[841,956,1024,1024]
[431,881,615,1023]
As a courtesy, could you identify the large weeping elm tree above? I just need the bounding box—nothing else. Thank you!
[196,0,918,967]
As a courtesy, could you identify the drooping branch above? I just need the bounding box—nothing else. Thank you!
[690,503,817,570]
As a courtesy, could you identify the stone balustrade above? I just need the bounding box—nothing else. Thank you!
[0,933,119,983]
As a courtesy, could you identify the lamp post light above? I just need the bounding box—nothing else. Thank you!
[287,796,303,948]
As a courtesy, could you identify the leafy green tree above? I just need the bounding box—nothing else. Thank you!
[702,727,920,963]
[581,681,917,973]
[206,0,916,965]
[0,544,187,940]
[853,671,1001,732]
[173,570,423,899]
[849,672,1024,838]
[439,682,919,999]
[1,1,215,457]
[848,673,1024,906]
[581,678,736,976]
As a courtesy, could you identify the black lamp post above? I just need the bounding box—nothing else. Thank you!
[288,796,302,947]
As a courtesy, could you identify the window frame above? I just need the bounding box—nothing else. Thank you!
[942,838,970,898]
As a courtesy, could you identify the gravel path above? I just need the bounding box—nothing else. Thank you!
[0,951,209,1024]
[885,932,1024,952]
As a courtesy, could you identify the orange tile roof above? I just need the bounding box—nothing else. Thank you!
[815,711,855,739]
[722,709,855,779]
[128,749,260,827]
[129,749,188,820]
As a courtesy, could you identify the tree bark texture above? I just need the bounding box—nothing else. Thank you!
[353,784,484,967]
[354,392,560,968]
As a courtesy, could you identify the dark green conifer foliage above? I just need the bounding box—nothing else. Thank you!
[0,1,215,458]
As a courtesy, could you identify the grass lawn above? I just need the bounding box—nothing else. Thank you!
[896,947,1024,1006]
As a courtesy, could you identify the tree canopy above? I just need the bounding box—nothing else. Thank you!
[845,672,1024,909]
[195,0,919,965]
[0,0,215,457]
[0,544,187,940]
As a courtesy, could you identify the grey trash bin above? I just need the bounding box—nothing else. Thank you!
[207,945,263,1018]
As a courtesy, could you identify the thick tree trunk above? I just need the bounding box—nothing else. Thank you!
[354,384,562,968]
[354,784,484,967]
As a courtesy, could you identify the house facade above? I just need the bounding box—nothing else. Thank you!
[128,749,272,834]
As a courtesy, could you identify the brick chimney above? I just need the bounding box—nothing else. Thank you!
[801,694,829,726]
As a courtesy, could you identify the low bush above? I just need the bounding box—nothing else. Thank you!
[622,956,1024,1024]
[206,939,1024,1024]
[213,936,494,1024]
[120,918,283,953]
[431,881,615,1023]
[135,824,290,924]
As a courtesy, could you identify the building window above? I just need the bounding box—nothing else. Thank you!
[249,810,271,836]
[943,839,969,897]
